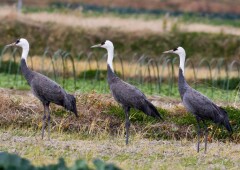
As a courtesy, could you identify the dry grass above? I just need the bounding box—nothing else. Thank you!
[0,88,158,139]
[0,88,238,141]
[0,88,120,138]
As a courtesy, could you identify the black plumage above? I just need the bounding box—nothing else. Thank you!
[92,40,162,144]
[7,38,78,140]
[164,47,232,153]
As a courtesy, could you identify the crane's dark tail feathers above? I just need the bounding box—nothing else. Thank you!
[64,94,78,118]
[219,107,233,133]
[140,100,163,120]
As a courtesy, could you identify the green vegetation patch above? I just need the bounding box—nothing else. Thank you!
[0,61,20,74]
[78,69,121,80]
[0,152,120,170]
[0,73,237,102]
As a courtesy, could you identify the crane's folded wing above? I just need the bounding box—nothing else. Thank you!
[183,88,224,121]
[31,73,66,104]
[110,80,147,107]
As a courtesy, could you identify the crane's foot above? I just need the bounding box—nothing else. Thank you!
[41,132,44,140]
[125,121,130,145]
[204,134,208,154]
[203,121,208,154]
[197,144,200,153]
[204,141,208,154]
[47,115,51,141]
[41,114,47,139]
[197,135,200,153]
[125,136,129,145]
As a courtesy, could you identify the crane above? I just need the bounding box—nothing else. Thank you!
[6,38,78,140]
[163,47,232,153]
[91,40,163,144]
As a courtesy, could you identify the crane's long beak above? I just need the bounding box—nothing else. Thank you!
[91,44,102,48]
[5,42,16,47]
[163,49,174,54]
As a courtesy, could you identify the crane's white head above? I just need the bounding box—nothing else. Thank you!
[91,40,114,50]
[6,38,30,61]
[6,38,29,50]
[91,40,115,72]
[163,46,186,75]
[163,46,186,56]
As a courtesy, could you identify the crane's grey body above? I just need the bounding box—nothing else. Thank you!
[20,58,78,140]
[163,47,232,153]
[107,65,160,118]
[91,40,162,144]
[179,68,231,128]
[21,59,76,108]
[107,64,162,144]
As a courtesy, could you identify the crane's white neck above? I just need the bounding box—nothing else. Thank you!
[21,46,29,62]
[179,53,185,75]
[107,47,114,72]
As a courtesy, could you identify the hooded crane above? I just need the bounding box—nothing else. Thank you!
[6,38,78,140]
[91,40,163,145]
[163,47,232,153]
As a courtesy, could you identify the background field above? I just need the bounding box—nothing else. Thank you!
[3,0,240,15]
[0,1,240,169]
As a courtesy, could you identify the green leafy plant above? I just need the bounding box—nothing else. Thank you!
[0,152,121,170]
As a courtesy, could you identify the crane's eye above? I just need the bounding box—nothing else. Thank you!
[101,41,105,45]
[16,39,20,44]
[173,47,178,51]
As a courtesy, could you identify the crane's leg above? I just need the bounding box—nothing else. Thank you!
[46,103,51,141]
[124,107,130,145]
[196,118,201,153]
[203,121,208,154]
[41,104,47,139]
